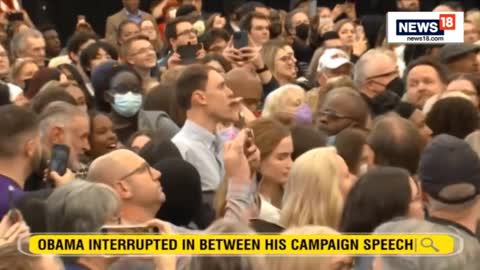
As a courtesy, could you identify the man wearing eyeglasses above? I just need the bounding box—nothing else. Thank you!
[88,149,164,224]
[317,87,370,137]
[158,16,202,68]
[121,36,158,90]
[354,48,402,116]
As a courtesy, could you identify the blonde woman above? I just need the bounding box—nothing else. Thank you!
[262,84,311,126]
[8,58,39,90]
[261,39,298,86]
[267,225,354,270]
[281,147,354,229]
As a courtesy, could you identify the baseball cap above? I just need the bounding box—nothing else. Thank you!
[438,43,480,63]
[418,134,480,204]
[317,48,352,72]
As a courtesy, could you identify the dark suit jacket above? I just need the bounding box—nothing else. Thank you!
[105,9,156,44]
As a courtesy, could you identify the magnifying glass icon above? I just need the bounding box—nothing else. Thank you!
[421,237,440,252]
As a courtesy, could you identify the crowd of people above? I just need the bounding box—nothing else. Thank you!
[0,0,479,269]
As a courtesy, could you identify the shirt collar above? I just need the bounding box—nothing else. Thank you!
[125,8,141,17]
[427,216,477,239]
[182,120,217,145]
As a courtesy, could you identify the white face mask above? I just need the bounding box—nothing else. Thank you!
[112,91,143,117]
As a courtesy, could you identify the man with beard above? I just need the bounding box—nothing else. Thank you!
[24,101,90,191]
[0,105,43,218]
[397,0,420,11]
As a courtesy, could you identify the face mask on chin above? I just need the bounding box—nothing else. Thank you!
[369,89,400,116]
[386,77,405,97]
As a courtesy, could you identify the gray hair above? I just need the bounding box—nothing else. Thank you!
[188,219,264,270]
[262,84,305,117]
[427,195,479,213]
[373,218,480,270]
[38,101,87,142]
[46,180,120,233]
[10,29,44,58]
[353,49,393,88]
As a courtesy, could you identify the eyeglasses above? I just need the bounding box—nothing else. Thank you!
[118,162,152,181]
[318,109,355,121]
[177,28,197,37]
[366,69,398,81]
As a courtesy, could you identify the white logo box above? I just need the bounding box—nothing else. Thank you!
[387,12,464,44]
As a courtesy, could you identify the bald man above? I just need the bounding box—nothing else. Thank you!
[367,114,423,175]
[317,87,370,136]
[225,68,262,114]
[87,149,164,223]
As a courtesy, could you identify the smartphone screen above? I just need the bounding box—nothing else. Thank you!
[233,31,249,49]
[7,12,23,22]
[8,186,19,223]
[177,44,199,65]
[49,144,70,176]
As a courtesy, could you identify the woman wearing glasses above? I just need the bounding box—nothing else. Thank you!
[261,39,298,86]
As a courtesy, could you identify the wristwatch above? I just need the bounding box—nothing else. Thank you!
[256,65,269,74]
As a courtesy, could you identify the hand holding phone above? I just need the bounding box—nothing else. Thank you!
[233,31,249,49]
[49,144,70,176]
[177,43,200,65]
[244,128,255,155]
[7,186,19,224]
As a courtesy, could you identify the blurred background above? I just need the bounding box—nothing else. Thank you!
[23,0,480,43]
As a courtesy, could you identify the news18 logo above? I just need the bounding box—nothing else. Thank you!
[387,12,464,44]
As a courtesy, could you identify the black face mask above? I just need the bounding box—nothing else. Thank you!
[295,23,310,41]
[386,77,405,97]
[369,90,400,116]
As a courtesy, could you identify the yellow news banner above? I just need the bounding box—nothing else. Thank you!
[26,234,461,256]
